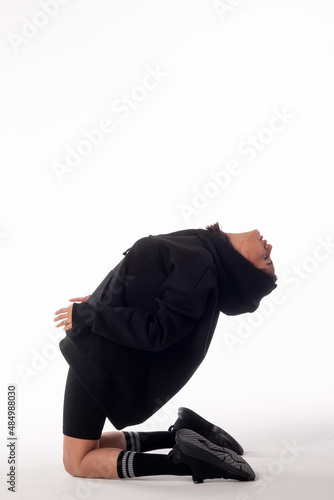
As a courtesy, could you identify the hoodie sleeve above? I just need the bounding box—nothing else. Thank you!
[70,265,217,352]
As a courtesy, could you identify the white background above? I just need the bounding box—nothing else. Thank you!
[0,0,333,498]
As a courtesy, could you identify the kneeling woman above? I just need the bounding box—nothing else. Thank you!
[54,222,277,483]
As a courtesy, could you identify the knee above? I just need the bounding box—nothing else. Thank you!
[63,454,82,477]
[62,435,100,477]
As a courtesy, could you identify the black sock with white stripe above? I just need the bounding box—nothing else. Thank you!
[123,431,176,452]
[116,450,191,478]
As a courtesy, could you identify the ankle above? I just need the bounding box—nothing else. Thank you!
[123,431,176,452]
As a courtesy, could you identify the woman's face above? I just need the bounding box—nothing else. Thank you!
[237,229,275,275]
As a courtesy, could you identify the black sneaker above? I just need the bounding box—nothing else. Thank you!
[168,407,244,455]
[168,429,255,484]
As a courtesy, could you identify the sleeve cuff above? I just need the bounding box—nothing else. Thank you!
[72,301,96,331]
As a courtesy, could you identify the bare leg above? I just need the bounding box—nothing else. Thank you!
[98,431,127,450]
[79,447,122,478]
[63,433,126,479]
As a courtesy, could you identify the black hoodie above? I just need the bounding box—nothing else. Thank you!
[59,228,277,429]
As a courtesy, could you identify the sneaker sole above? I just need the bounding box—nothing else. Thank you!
[175,429,255,481]
[172,407,244,455]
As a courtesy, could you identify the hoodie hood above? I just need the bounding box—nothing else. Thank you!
[194,228,277,315]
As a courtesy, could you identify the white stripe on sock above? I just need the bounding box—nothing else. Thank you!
[127,452,136,478]
[134,432,141,452]
[129,432,136,451]
[122,451,131,479]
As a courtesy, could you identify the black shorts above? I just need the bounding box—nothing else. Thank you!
[62,367,106,440]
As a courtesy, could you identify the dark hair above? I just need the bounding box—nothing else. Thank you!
[205,222,231,244]
[205,221,278,283]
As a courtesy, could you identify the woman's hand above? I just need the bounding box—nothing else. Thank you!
[54,305,73,331]
[54,295,91,331]
[68,295,91,303]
